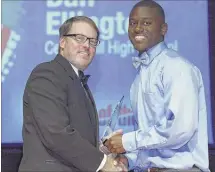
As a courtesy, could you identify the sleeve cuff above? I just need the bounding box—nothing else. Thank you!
[124,152,138,170]
[122,131,137,152]
[96,154,107,171]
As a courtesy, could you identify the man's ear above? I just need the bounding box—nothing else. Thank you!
[161,23,168,36]
[59,37,66,49]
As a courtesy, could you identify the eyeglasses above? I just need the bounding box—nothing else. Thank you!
[63,34,100,47]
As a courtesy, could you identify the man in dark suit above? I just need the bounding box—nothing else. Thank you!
[19,16,125,172]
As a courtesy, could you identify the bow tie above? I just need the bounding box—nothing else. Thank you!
[78,70,90,85]
[132,55,149,69]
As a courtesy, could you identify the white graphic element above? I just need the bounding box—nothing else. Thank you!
[2,31,20,83]
[96,41,105,54]
[167,40,179,51]
[47,0,95,8]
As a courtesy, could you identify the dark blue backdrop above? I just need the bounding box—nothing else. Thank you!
[1,0,213,144]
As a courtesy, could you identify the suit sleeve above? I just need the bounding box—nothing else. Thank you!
[27,66,104,171]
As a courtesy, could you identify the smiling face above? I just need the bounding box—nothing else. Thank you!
[59,21,98,71]
[128,6,167,54]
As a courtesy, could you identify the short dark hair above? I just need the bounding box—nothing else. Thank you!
[58,16,99,53]
[131,0,165,21]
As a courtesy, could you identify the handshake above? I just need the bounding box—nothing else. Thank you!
[100,130,128,172]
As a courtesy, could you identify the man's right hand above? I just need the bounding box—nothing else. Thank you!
[101,155,128,172]
[114,154,129,171]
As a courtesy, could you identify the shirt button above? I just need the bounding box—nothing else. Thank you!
[134,167,141,172]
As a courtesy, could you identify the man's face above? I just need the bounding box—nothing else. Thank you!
[60,21,97,71]
[128,6,167,53]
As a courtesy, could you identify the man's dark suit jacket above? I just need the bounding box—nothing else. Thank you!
[19,54,104,172]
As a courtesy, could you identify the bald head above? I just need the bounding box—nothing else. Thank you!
[130,0,165,22]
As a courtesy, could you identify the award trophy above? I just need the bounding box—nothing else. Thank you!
[100,96,124,156]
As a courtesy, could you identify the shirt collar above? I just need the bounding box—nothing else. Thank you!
[70,63,79,76]
[138,41,167,66]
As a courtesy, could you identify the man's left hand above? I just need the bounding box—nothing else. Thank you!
[104,130,126,154]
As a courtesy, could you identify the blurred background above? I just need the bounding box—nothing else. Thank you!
[1,0,215,171]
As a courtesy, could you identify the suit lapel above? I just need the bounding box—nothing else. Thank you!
[54,54,77,80]
[84,84,100,147]
[54,54,99,145]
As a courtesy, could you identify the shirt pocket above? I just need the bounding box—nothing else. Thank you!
[143,91,165,123]
[143,91,163,107]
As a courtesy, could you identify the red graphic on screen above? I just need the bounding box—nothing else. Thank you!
[1,25,11,55]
